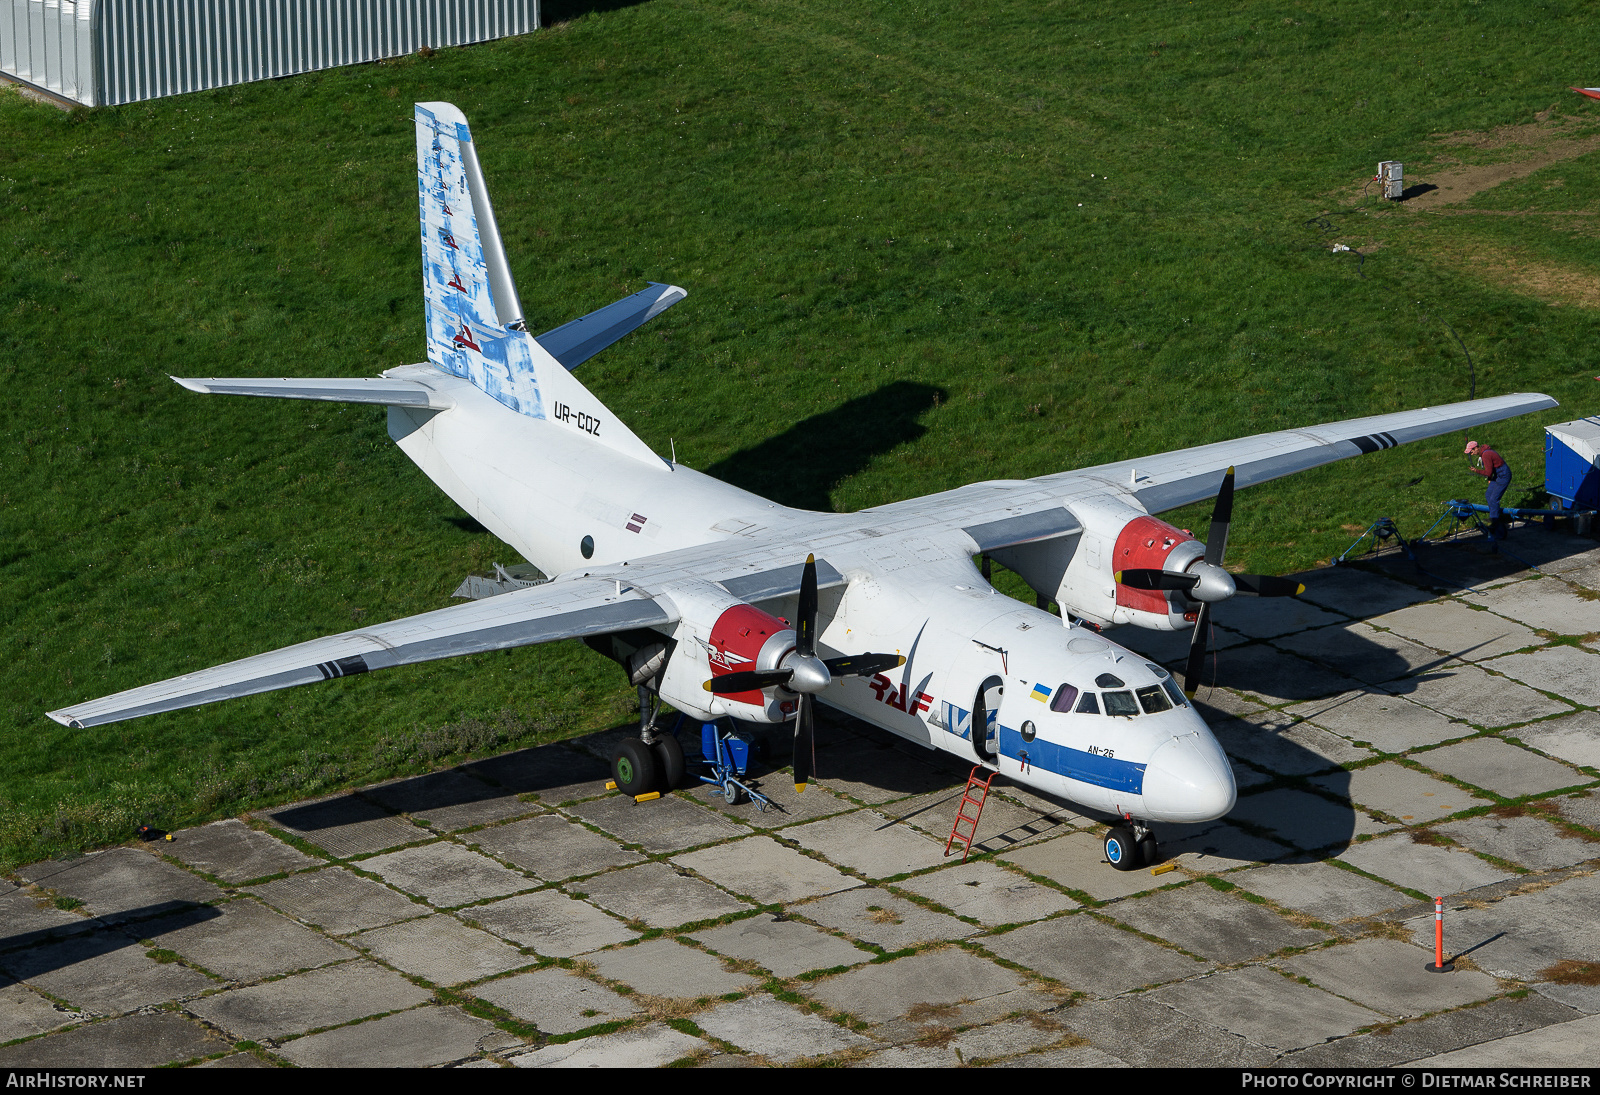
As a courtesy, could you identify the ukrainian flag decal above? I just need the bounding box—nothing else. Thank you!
[1030,683,1051,703]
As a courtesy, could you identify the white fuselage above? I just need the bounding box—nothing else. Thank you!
[387,367,1236,825]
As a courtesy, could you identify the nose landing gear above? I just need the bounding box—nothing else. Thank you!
[1104,821,1158,871]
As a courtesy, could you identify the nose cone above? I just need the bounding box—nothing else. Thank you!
[1141,729,1236,823]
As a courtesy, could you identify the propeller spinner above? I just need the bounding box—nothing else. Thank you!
[703,554,904,791]
[1114,467,1306,696]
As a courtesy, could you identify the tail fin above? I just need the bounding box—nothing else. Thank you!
[415,102,663,465]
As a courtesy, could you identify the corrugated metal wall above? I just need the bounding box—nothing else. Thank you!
[1,2,94,104]
[1,0,539,107]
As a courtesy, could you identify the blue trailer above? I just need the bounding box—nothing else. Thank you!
[1546,417,1600,512]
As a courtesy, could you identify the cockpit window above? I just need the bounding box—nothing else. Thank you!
[1160,676,1188,708]
[1075,691,1100,715]
[1095,673,1125,688]
[1103,690,1139,717]
[1050,684,1080,714]
[1136,685,1173,714]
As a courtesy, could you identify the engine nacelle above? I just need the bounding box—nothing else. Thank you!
[1055,497,1200,631]
[655,580,798,723]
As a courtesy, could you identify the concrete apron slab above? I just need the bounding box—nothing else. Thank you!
[1146,965,1386,1051]
[166,819,319,883]
[694,994,874,1062]
[186,959,432,1042]
[805,946,1026,1023]
[1287,689,1469,753]
[689,915,872,978]
[585,937,761,999]
[893,860,1079,926]
[470,967,642,1034]
[672,834,864,904]
[1278,938,1501,1017]
[1312,761,1489,825]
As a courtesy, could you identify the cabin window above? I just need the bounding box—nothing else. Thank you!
[1095,673,1125,688]
[1136,685,1173,714]
[1075,691,1100,715]
[1050,684,1080,713]
[1103,690,1139,717]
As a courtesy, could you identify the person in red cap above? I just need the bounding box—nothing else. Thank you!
[1465,440,1512,542]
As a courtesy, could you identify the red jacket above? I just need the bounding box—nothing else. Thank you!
[1470,448,1507,479]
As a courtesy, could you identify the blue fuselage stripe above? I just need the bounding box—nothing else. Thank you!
[998,726,1146,794]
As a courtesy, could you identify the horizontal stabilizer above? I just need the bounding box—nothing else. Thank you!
[534,283,688,370]
[172,376,454,409]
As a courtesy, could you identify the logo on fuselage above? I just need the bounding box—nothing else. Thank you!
[869,673,932,715]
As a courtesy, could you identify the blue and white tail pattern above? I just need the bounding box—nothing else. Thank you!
[416,102,543,417]
[413,104,664,467]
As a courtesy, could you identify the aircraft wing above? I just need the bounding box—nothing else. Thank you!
[45,550,850,729]
[1054,392,1560,516]
[47,576,675,729]
[867,393,1558,551]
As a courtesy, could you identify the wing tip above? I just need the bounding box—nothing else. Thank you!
[171,376,211,394]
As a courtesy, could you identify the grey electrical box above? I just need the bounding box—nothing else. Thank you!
[1378,161,1404,200]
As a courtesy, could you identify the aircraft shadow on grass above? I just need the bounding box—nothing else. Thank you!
[540,0,652,22]
[705,381,947,513]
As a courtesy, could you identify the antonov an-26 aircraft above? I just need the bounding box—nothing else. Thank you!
[49,103,1557,870]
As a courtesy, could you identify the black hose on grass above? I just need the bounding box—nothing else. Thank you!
[1440,320,1476,401]
[1304,212,1367,278]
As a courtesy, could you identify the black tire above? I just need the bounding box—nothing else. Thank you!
[612,738,659,797]
[652,732,685,791]
[1104,826,1139,871]
[1137,834,1159,868]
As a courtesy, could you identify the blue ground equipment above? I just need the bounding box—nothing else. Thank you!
[1545,416,1600,514]
[683,716,777,812]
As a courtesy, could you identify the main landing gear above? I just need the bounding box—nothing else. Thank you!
[1104,821,1158,871]
[610,686,687,797]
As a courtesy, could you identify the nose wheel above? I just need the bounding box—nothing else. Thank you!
[1104,822,1158,871]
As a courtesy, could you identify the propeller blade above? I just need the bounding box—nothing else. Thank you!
[703,669,793,694]
[1115,569,1201,592]
[1183,602,1211,698]
[823,652,905,678]
[793,692,815,792]
[1231,574,1306,598]
[796,550,819,653]
[1204,466,1235,568]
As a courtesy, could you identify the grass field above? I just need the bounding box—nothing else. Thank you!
[3,0,1598,868]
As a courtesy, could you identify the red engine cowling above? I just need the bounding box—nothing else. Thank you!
[706,603,798,716]
[1112,516,1197,615]
[1101,514,1209,629]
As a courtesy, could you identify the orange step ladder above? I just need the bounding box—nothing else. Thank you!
[944,766,1000,862]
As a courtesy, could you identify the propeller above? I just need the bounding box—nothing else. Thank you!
[1114,468,1306,696]
[702,554,904,792]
